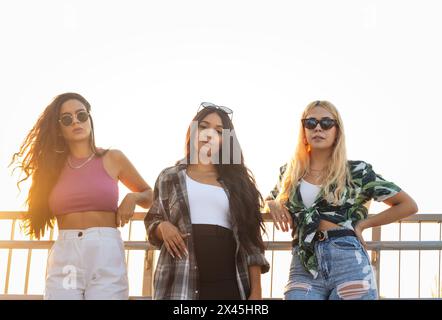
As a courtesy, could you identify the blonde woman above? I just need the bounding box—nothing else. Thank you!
[266,100,418,300]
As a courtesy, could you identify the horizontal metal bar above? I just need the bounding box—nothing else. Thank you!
[253,241,442,251]
[0,212,150,220]
[0,240,155,251]
[368,241,442,250]
[395,214,442,223]
[2,240,442,251]
[0,212,24,219]
[2,211,442,222]
[265,214,442,223]
[0,295,44,300]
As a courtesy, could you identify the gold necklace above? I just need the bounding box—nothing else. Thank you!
[67,153,95,169]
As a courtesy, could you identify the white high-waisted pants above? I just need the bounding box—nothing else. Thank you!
[44,227,129,300]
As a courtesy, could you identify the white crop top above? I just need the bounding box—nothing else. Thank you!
[185,174,232,230]
[300,179,321,208]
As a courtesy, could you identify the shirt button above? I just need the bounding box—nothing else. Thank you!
[78,232,83,237]
[194,266,198,270]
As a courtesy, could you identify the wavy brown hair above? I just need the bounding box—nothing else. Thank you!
[181,107,266,253]
[10,93,104,239]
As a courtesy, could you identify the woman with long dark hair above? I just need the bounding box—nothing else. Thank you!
[11,92,153,299]
[266,100,418,300]
[145,102,269,300]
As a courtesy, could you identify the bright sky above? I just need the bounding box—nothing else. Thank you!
[0,0,441,298]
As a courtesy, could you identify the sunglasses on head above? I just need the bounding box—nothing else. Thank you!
[59,110,90,127]
[197,102,233,120]
[301,117,337,130]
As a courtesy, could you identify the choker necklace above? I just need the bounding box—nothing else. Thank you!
[67,153,95,169]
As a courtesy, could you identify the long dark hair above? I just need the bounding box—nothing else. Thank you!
[183,107,266,253]
[10,92,105,239]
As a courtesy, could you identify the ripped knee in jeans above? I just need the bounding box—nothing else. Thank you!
[336,280,371,300]
[285,282,313,294]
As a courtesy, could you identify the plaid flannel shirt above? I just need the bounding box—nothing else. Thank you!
[144,159,270,300]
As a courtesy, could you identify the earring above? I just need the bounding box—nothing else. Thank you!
[54,147,65,154]
[54,136,66,153]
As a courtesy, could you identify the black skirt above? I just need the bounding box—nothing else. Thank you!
[192,224,241,300]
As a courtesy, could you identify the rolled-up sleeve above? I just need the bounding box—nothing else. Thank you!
[363,162,402,202]
[246,249,270,274]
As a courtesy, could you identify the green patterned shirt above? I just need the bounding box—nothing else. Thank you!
[267,160,401,278]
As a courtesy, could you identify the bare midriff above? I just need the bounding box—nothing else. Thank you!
[56,211,117,230]
[318,219,341,231]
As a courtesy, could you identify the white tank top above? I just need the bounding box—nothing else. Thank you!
[300,179,321,208]
[185,174,232,230]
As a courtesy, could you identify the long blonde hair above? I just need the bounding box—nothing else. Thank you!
[276,100,353,206]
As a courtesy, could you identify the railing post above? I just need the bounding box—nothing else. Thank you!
[4,219,16,294]
[24,249,32,294]
[142,250,154,298]
[371,226,381,292]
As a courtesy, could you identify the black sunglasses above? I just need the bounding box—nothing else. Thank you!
[197,102,233,120]
[301,117,337,130]
[59,110,90,127]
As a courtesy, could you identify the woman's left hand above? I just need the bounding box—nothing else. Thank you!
[116,193,137,227]
[354,220,368,250]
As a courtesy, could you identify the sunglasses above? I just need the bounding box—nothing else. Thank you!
[59,110,90,127]
[301,117,337,130]
[197,102,233,120]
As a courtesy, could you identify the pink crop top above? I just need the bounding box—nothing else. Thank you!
[49,155,119,216]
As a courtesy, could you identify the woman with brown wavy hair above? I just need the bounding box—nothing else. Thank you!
[11,92,153,299]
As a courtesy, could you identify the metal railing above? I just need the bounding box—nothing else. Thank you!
[0,212,441,299]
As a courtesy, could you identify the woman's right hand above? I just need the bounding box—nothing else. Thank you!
[157,221,190,259]
[267,200,293,232]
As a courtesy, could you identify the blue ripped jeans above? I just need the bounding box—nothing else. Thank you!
[284,234,378,300]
